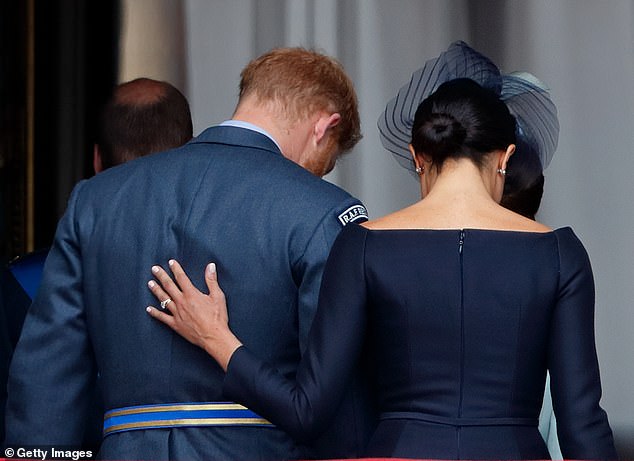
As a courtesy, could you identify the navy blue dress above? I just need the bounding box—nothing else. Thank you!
[224,224,617,459]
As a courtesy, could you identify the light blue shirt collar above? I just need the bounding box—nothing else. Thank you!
[219,120,282,152]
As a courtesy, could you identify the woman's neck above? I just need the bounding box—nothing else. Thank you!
[423,159,497,205]
[364,158,532,231]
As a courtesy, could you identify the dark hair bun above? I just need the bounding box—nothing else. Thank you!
[410,78,516,169]
[419,113,467,157]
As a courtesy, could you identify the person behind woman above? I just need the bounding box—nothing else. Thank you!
[492,73,563,458]
[488,70,562,458]
[500,135,545,219]
[497,71,555,221]
[146,43,617,459]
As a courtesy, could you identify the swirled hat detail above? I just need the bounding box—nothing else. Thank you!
[378,41,559,176]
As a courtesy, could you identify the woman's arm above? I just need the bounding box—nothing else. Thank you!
[146,224,370,442]
[549,230,617,459]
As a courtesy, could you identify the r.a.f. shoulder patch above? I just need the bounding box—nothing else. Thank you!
[338,204,369,226]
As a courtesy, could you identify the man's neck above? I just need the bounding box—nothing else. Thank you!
[232,101,312,166]
[220,120,281,150]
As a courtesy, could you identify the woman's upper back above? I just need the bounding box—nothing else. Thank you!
[356,225,577,418]
[339,222,615,457]
[363,182,552,234]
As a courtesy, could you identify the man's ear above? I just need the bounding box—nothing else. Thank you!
[314,113,341,144]
[93,144,103,174]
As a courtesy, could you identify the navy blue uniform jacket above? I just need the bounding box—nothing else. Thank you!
[5,126,371,460]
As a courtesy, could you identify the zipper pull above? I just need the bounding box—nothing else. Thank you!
[459,230,465,254]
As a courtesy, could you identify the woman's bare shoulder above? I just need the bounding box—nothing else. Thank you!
[361,204,422,230]
[362,202,553,233]
[497,207,552,233]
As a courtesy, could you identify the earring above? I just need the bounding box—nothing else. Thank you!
[415,166,424,175]
[497,168,506,176]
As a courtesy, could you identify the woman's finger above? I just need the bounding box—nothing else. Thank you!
[146,305,176,329]
[147,280,175,312]
[151,264,183,302]
[204,263,223,298]
[206,262,217,282]
[168,259,197,294]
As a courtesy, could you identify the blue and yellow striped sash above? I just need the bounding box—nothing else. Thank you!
[103,402,273,436]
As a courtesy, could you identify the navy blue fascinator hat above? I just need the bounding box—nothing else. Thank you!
[378,41,559,176]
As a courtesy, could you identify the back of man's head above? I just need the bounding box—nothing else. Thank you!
[96,78,193,170]
[237,47,361,154]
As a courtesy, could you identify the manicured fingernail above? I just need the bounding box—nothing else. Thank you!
[207,262,216,276]
[146,306,152,313]
[148,280,156,288]
[168,259,175,266]
[152,266,160,274]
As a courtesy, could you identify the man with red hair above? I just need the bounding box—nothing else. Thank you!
[6,49,369,461]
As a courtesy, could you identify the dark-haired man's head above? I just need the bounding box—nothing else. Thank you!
[95,78,193,172]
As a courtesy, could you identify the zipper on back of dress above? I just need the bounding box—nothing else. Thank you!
[458,230,466,424]
[458,229,465,254]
